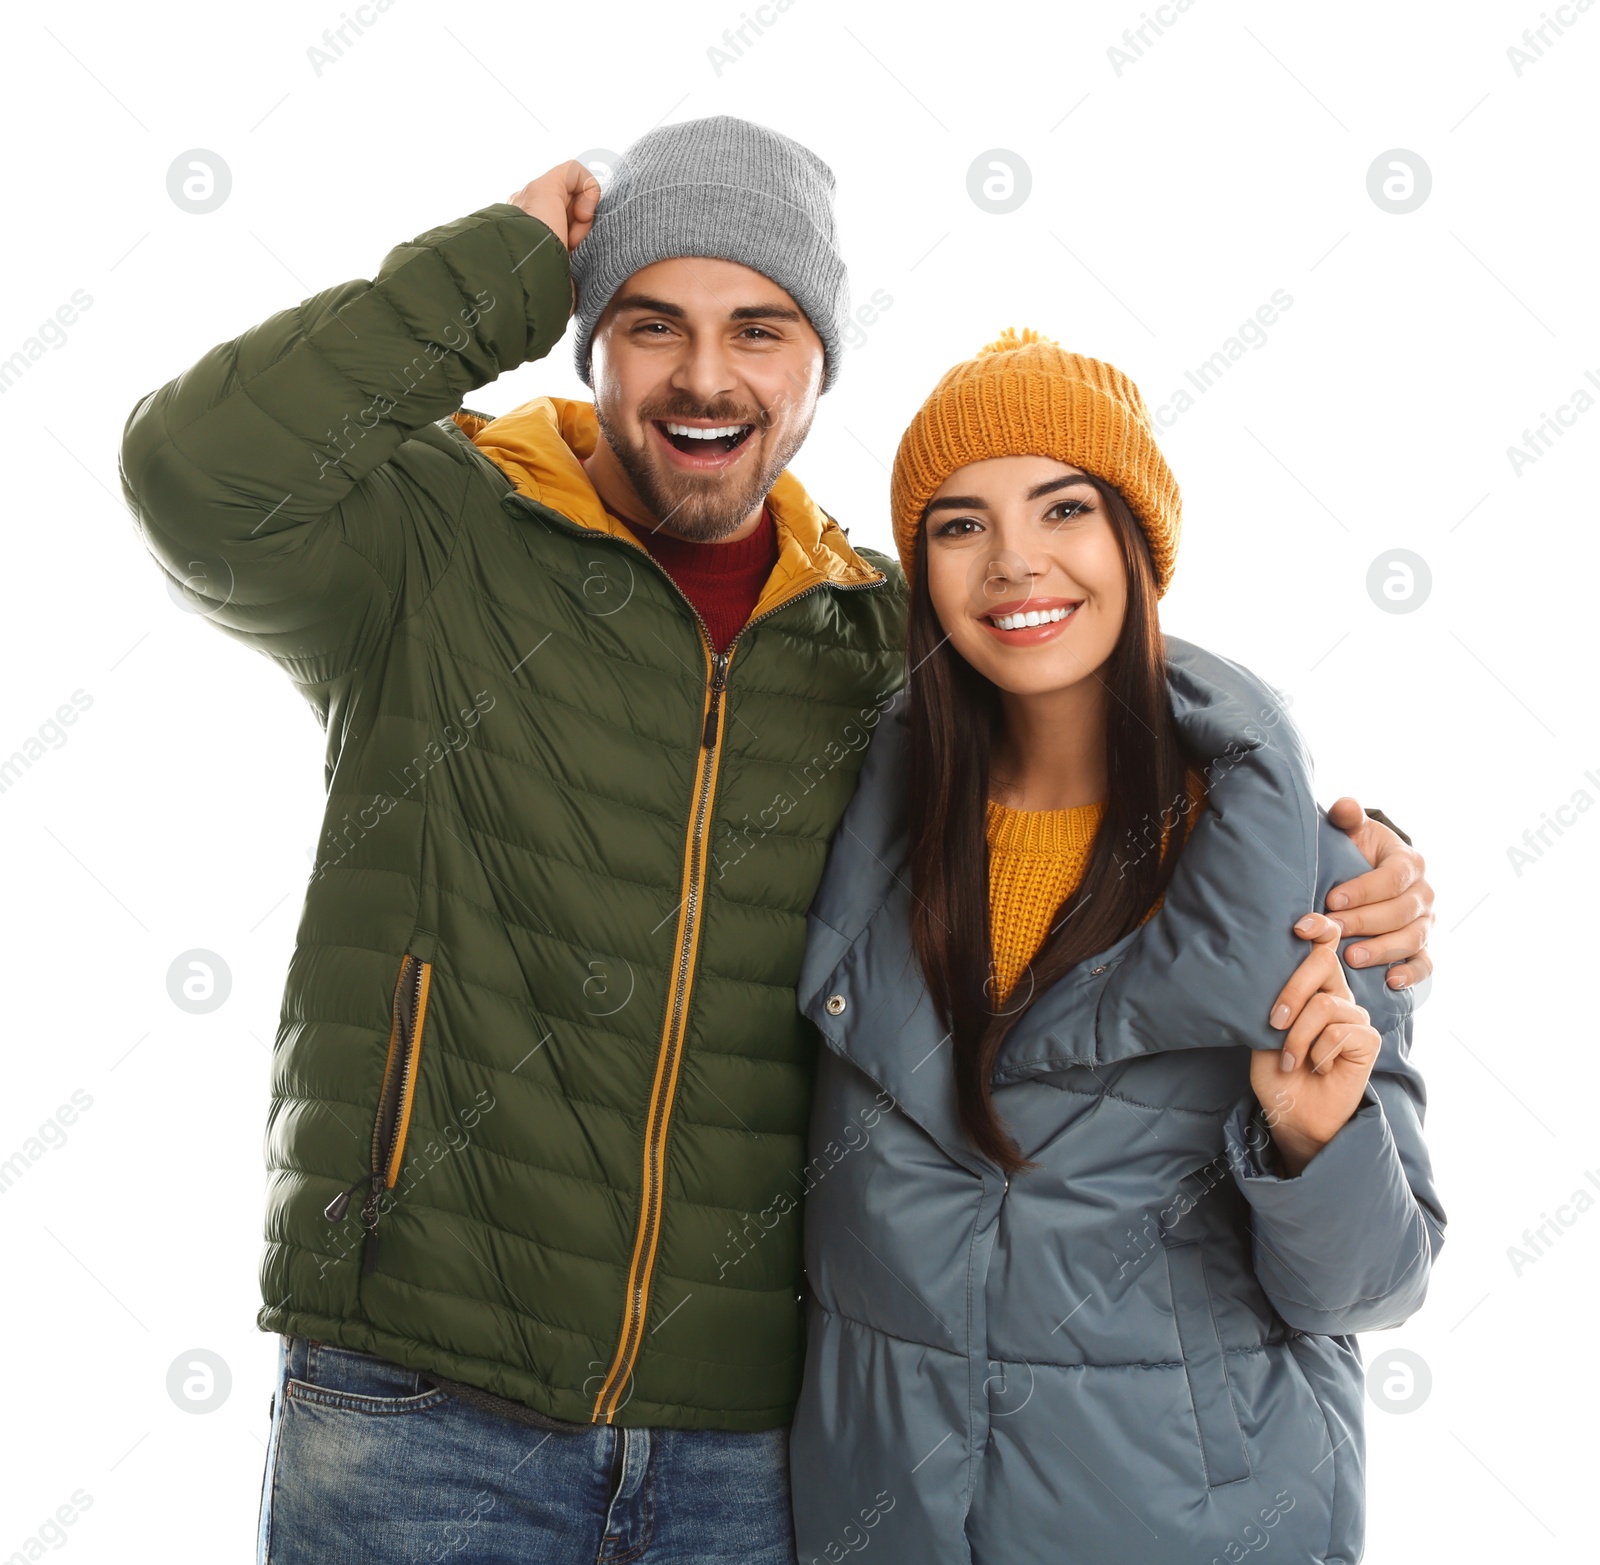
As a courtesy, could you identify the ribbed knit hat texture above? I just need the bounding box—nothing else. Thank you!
[568,115,850,393]
[890,328,1182,595]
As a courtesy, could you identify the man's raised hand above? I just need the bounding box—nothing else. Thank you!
[508,162,603,253]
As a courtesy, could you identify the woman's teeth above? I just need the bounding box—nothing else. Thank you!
[989,606,1077,630]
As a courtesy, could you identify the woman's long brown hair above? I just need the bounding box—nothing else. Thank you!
[906,475,1195,1174]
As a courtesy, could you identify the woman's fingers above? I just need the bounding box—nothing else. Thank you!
[1267,914,1342,1032]
[1295,911,1344,946]
[1305,1019,1380,1076]
[1281,991,1362,1068]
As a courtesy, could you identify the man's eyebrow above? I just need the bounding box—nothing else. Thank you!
[611,293,686,318]
[609,295,803,324]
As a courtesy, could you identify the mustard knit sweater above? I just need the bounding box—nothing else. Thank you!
[986,770,1207,1004]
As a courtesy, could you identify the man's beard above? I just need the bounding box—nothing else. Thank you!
[594,394,811,543]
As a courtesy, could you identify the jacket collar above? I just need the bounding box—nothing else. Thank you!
[452,398,884,617]
[995,640,1322,1076]
[800,638,1338,1160]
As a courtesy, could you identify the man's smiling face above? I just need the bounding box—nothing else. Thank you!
[586,256,826,542]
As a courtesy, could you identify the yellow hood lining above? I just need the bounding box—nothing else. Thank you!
[452,398,884,622]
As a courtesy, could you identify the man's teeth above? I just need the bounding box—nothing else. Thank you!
[990,606,1076,630]
[664,422,751,440]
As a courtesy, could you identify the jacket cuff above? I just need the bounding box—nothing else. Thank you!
[1223,1083,1434,1330]
[1225,1083,1383,1189]
[480,203,573,364]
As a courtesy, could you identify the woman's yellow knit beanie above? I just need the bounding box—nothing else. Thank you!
[889,328,1182,596]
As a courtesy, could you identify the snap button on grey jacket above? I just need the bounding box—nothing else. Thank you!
[791,639,1445,1565]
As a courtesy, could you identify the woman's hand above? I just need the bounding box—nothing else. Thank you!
[1254,913,1382,1177]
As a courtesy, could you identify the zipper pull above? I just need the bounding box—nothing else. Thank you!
[702,651,730,748]
[323,1170,383,1224]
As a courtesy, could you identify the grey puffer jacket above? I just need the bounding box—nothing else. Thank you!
[790,638,1444,1565]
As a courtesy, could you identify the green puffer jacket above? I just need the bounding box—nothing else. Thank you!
[118,201,908,1429]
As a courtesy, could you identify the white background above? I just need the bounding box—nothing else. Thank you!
[1,0,1595,1558]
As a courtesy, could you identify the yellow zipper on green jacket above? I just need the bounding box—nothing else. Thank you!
[588,566,885,1424]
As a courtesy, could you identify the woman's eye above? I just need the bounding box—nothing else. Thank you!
[1046,499,1092,524]
[933,516,983,537]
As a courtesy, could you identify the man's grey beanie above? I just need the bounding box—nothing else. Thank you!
[568,115,850,393]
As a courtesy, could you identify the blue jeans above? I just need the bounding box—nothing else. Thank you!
[256,1335,797,1563]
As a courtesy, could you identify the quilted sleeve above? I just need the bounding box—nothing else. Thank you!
[1222,813,1446,1334]
[117,202,571,686]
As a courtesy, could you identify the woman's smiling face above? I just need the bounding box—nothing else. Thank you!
[921,455,1129,699]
